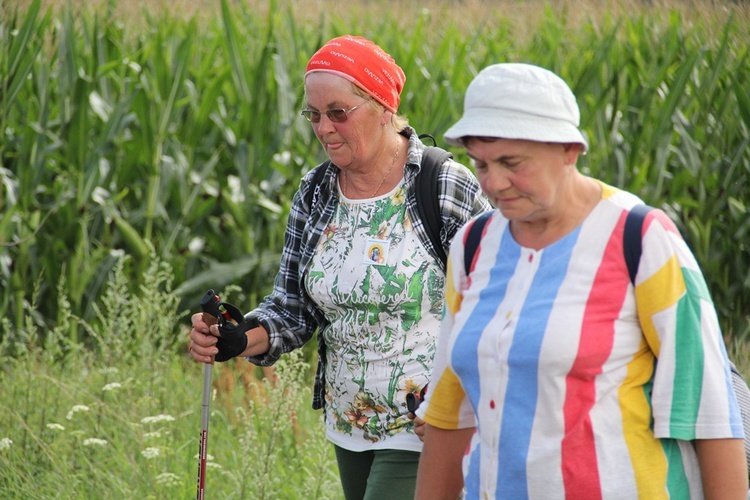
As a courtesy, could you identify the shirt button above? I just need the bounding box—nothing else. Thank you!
[490,400,495,409]
[528,253,534,262]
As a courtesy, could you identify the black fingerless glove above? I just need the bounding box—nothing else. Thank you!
[200,289,251,363]
[214,321,250,362]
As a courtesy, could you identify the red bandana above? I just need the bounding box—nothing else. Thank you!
[305,35,406,113]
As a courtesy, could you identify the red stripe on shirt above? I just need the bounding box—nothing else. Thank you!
[561,213,630,499]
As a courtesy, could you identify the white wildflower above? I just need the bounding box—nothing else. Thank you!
[154,472,181,488]
[0,438,12,450]
[46,423,65,431]
[141,447,161,459]
[206,462,222,469]
[194,453,215,461]
[143,431,162,440]
[83,438,107,447]
[188,237,205,254]
[140,414,175,425]
[102,382,122,392]
[67,405,90,420]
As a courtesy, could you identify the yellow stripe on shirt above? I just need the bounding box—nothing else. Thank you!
[635,255,686,357]
[620,338,669,499]
[423,367,466,429]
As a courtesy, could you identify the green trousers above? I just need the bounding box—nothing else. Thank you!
[334,445,421,500]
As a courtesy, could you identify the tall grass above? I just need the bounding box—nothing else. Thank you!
[0,253,341,498]
[1,1,748,337]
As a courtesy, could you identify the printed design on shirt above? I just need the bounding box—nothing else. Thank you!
[307,185,441,444]
[364,239,388,265]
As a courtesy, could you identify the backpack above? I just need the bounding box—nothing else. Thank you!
[306,144,452,266]
[463,207,750,475]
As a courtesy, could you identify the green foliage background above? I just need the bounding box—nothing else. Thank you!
[1,0,749,340]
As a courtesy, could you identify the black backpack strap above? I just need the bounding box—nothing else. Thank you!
[306,161,332,208]
[415,146,453,266]
[418,133,437,147]
[623,204,653,285]
[463,211,493,276]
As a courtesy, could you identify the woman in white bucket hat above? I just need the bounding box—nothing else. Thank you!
[415,63,747,499]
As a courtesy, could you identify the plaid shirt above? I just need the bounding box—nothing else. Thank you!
[246,128,492,409]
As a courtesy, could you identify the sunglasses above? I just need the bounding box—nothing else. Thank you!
[300,100,368,124]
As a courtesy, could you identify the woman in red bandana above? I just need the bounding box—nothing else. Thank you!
[188,35,491,498]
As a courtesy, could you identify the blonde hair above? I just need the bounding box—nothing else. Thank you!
[350,84,409,132]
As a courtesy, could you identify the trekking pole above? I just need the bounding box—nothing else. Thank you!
[197,290,221,500]
[197,359,212,499]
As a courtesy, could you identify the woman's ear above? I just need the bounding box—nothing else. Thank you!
[563,143,584,164]
[381,109,394,127]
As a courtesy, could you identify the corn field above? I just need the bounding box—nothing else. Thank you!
[1,0,749,349]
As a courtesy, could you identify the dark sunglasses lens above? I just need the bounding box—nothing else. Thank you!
[328,109,348,122]
[302,110,320,123]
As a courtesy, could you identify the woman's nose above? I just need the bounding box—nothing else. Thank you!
[316,115,337,133]
[482,167,512,193]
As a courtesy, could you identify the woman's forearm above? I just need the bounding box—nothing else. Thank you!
[695,438,748,499]
[415,424,474,500]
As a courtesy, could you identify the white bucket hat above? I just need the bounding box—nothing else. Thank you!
[444,63,588,151]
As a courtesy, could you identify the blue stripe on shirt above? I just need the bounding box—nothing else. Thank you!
[496,227,580,498]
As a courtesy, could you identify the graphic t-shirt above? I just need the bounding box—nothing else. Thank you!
[306,180,443,452]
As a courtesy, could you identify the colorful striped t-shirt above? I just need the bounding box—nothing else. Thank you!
[422,182,743,499]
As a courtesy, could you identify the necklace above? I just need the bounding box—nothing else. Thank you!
[344,146,400,198]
